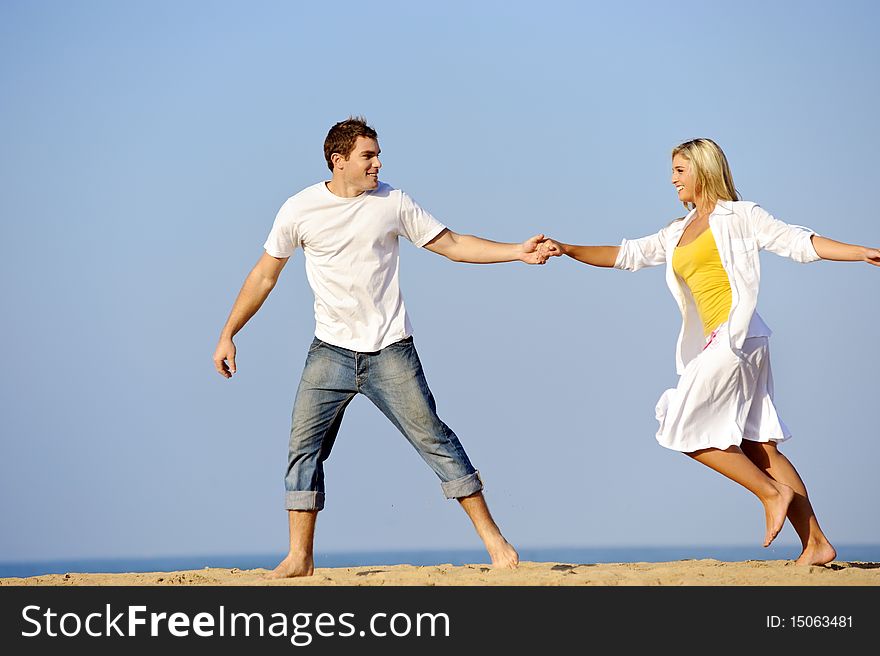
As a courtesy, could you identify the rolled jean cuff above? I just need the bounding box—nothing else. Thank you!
[285,491,325,511]
[440,470,483,499]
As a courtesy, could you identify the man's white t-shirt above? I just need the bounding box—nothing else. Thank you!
[263,181,446,352]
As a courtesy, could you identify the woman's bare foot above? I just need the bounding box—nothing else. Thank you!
[763,482,795,547]
[486,537,519,569]
[266,551,314,579]
[795,541,837,566]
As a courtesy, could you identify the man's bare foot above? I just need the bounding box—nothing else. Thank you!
[266,552,314,579]
[795,541,837,566]
[763,482,795,547]
[486,537,519,569]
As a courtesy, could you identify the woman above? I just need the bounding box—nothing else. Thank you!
[540,139,879,565]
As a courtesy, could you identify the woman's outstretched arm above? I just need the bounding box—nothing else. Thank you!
[811,236,880,266]
[540,222,675,270]
[542,241,620,267]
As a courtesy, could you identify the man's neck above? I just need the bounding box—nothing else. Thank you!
[325,178,365,199]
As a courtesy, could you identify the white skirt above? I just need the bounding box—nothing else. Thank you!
[654,323,791,453]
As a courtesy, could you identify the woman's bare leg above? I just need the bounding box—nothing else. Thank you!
[740,440,836,565]
[687,446,795,547]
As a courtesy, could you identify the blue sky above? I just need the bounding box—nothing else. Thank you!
[1,0,878,565]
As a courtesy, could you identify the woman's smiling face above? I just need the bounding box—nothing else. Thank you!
[671,153,698,205]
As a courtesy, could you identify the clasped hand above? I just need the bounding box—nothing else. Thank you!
[521,234,564,264]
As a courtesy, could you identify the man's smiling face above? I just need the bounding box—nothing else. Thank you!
[337,136,382,193]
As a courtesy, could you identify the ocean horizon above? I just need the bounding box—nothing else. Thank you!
[2,544,878,579]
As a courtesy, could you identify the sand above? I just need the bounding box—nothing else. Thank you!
[2,559,878,586]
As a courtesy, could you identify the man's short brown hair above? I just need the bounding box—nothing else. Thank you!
[323,117,378,171]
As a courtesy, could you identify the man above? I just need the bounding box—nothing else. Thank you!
[213,117,550,578]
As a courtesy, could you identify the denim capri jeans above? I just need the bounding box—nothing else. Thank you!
[284,336,483,511]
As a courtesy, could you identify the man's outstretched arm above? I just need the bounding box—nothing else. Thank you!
[423,229,556,264]
[213,252,289,378]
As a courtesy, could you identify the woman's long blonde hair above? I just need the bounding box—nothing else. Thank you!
[672,138,740,210]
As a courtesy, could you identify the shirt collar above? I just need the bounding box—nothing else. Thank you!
[713,200,735,215]
[676,200,734,235]
[686,200,734,222]
[683,200,734,220]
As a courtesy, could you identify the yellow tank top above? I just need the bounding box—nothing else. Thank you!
[672,227,732,336]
